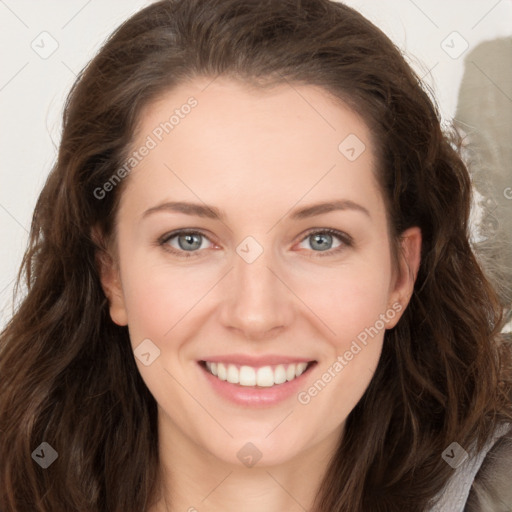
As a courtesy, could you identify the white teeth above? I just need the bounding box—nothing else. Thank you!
[217,362,227,381]
[226,364,238,384]
[204,361,310,387]
[256,366,274,387]
[239,366,256,386]
[295,362,308,377]
[274,364,287,384]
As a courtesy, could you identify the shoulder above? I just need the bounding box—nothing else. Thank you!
[428,422,512,512]
[464,423,512,512]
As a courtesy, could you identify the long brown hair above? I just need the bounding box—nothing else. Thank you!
[1,1,511,511]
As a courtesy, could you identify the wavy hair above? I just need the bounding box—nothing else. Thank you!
[1,1,511,511]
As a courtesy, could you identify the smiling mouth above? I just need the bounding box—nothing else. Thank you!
[199,360,317,387]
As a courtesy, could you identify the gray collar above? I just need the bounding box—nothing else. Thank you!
[428,422,511,511]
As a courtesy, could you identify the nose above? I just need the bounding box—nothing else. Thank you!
[218,241,294,340]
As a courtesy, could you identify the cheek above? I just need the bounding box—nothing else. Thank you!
[122,265,205,341]
[294,270,390,426]
[329,274,390,344]
[297,259,393,347]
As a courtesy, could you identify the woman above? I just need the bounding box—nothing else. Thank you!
[1,1,511,511]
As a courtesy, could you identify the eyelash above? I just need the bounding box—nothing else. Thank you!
[157,228,353,259]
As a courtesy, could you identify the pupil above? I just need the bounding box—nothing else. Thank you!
[312,234,331,251]
[180,234,200,250]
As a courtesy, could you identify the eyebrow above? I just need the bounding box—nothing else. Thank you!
[142,199,371,221]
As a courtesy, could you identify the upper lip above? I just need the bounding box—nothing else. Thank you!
[200,354,316,366]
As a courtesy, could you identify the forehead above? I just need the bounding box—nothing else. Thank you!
[138,76,373,157]
[120,77,384,221]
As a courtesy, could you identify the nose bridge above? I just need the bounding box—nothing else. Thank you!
[235,237,275,297]
[219,233,293,337]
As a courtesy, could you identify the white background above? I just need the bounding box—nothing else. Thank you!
[1,0,512,327]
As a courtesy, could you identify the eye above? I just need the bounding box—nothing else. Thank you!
[296,228,352,257]
[158,228,352,258]
[158,230,214,258]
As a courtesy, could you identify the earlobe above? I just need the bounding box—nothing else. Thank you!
[387,226,422,328]
[92,228,129,327]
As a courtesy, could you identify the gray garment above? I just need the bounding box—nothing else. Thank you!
[428,422,512,511]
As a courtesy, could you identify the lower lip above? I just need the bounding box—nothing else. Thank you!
[198,361,317,407]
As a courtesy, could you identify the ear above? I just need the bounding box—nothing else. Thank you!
[91,226,128,327]
[386,226,422,329]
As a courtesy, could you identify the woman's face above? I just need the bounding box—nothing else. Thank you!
[99,77,421,468]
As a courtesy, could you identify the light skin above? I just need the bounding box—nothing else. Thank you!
[97,77,421,512]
